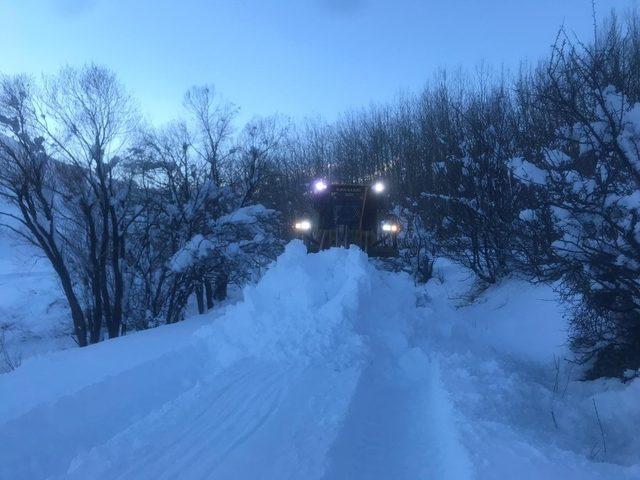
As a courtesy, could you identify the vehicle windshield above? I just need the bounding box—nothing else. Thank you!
[332,200,362,228]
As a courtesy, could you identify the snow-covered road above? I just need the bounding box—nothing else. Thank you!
[1,242,638,479]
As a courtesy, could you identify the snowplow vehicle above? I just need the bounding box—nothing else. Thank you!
[293,180,399,257]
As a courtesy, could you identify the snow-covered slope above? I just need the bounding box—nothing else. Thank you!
[0,241,638,479]
[0,225,74,372]
[421,262,640,478]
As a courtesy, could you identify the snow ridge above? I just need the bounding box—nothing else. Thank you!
[0,241,472,479]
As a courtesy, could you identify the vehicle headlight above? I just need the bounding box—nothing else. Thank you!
[294,220,312,231]
[381,222,399,233]
[313,180,328,192]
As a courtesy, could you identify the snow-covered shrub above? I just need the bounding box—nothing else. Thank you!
[394,201,438,283]
[419,84,527,284]
[0,74,287,343]
[515,17,640,378]
[123,97,288,329]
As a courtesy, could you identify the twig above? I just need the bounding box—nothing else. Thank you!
[561,363,574,399]
[552,354,560,393]
[0,325,22,371]
[592,398,607,457]
[591,0,598,45]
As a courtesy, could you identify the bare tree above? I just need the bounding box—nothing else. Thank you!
[183,85,238,185]
[234,116,290,208]
[0,65,139,345]
[0,75,92,345]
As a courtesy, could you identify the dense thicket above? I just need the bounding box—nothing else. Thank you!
[1,12,638,379]
[0,73,282,346]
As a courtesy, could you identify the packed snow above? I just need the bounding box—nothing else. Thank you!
[0,241,638,479]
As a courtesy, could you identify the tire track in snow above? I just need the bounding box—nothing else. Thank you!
[315,267,473,480]
[319,338,473,480]
[62,358,362,480]
[63,360,288,479]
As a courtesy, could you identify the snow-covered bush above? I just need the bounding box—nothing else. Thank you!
[393,201,438,283]
[513,17,640,378]
[416,83,527,284]
[124,100,286,329]
[0,73,286,344]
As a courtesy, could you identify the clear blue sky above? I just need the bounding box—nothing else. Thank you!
[0,0,634,125]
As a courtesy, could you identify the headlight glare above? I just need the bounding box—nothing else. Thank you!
[294,220,312,231]
[372,181,385,193]
[313,180,328,192]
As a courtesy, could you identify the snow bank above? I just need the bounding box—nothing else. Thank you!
[460,279,569,363]
[196,240,367,369]
[420,259,567,364]
[0,242,371,423]
[0,241,379,480]
[1,243,638,479]
[420,259,640,477]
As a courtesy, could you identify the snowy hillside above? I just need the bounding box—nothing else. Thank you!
[1,241,639,479]
[0,226,74,372]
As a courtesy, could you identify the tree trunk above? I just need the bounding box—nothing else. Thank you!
[55,264,88,347]
[106,320,120,339]
[204,278,214,310]
[89,307,101,344]
[195,282,205,314]
[109,207,125,339]
[214,273,228,301]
